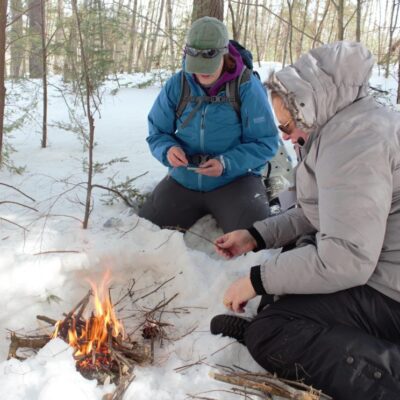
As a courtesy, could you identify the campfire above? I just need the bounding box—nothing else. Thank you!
[49,273,149,383]
[8,272,151,390]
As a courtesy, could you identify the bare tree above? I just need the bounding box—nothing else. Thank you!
[28,0,43,78]
[165,0,175,71]
[243,1,250,47]
[286,0,295,64]
[145,0,165,71]
[297,0,310,57]
[10,0,24,78]
[228,0,239,40]
[356,0,362,41]
[331,0,344,40]
[136,1,151,71]
[191,0,224,22]
[0,0,7,166]
[127,0,138,74]
[386,0,400,78]
[40,0,47,148]
[398,46,400,104]
[71,0,96,229]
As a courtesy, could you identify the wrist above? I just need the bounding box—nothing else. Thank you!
[250,265,267,295]
[247,227,266,251]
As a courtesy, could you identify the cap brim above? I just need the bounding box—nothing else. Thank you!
[185,54,222,74]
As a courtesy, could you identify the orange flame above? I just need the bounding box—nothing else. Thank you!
[52,271,125,361]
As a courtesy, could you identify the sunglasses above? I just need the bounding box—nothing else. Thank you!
[278,118,293,135]
[184,46,228,59]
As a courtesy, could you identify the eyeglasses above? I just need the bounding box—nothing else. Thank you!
[184,46,228,59]
[278,118,293,135]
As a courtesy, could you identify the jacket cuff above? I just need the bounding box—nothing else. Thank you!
[250,265,267,295]
[247,226,266,252]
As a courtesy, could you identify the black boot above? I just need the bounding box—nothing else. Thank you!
[210,314,250,344]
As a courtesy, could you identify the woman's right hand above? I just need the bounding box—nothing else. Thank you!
[167,146,188,167]
[215,229,257,259]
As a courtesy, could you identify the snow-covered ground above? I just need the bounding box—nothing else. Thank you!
[0,61,397,400]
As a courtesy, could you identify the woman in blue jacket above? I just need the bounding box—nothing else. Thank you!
[139,17,278,233]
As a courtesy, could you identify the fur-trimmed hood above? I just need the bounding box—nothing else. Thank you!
[266,41,374,132]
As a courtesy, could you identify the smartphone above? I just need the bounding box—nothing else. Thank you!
[186,166,206,171]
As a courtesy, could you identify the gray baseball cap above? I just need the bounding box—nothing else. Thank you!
[185,17,229,74]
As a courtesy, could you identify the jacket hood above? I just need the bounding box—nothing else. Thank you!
[271,41,374,130]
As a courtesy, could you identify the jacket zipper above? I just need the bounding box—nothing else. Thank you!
[198,104,208,190]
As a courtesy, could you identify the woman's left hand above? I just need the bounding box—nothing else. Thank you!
[195,159,223,177]
[223,277,257,313]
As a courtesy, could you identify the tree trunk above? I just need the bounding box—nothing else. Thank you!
[143,0,156,72]
[297,0,310,57]
[40,0,47,148]
[397,47,400,104]
[28,0,43,78]
[355,0,361,42]
[313,0,330,47]
[166,0,175,71]
[243,1,250,47]
[286,0,294,65]
[127,0,138,74]
[273,0,284,62]
[386,0,398,78]
[336,0,344,40]
[0,0,7,167]
[146,0,165,71]
[10,0,24,78]
[191,0,224,22]
[135,2,151,72]
[71,0,95,229]
[228,0,238,41]
[254,0,261,66]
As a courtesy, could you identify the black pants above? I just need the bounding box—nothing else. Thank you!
[138,175,270,233]
[244,285,400,400]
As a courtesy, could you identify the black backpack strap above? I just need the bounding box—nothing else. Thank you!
[176,71,191,120]
[226,66,252,119]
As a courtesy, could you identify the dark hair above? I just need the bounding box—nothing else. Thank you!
[223,53,236,73]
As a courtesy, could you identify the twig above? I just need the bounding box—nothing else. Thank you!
[114,279,136,308]
[228,0,324,44]
[210,371,329,400]
[119,217,140,238]
[0,201,38,212]
[92,172,148,208]
[174,356,207,373]
[152,230,178,250]
[163,226,221,248]
[45,213,83,223]
[210,341,237,356]
[0,217,29,231]
[369,85,390,94]
[33,250,81,256]
[0,183,35,202]
[144,293,179,317]
[131,276,175,305]
[8,332,50,360]
[36,315,58,325]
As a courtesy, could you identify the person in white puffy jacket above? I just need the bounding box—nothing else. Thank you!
[210,41,400,400]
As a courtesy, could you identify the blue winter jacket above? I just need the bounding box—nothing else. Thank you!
[147,70,278,192]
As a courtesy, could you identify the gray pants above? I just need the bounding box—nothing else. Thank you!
[138,175,270,233]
